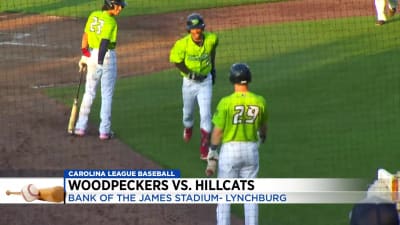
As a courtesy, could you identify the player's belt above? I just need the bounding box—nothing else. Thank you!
[185,73,208,82]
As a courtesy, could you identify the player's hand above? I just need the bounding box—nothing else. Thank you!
[78,56,88,73]
[94,64,103,80]
[207,149,219,160]
[211,68,216,85]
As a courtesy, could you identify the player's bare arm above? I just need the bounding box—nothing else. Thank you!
[81,32,89,52]
[210,127,223,147]
[174,62,191,74]
[207,126,223,162]
[79,33,90,72]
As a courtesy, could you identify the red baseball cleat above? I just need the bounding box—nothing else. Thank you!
[183,127,193,142]
[200,129,210,161]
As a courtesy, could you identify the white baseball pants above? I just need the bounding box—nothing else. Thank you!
[181,74,212,133]
[375,0,398,21]
[216,142,260,225]
[75,49,117,134]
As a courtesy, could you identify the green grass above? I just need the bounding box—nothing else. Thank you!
[46,16,400,225]
[0,0,277,17]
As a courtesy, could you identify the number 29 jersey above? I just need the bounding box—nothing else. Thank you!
[212,91,268,143]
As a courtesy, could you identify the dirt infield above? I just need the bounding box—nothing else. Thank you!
[0,0,373,224]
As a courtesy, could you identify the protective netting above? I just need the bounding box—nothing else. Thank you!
[1,0,399,224]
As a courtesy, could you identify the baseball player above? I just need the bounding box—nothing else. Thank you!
[375,0,397,25]
[75,0,126,140]
[169,13,218,160]
[207,63,268,225]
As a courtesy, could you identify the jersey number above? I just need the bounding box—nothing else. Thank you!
[89,17,105,34]
[233,105,260,124]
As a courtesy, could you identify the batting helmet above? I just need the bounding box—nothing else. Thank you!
[229,63,252,84]
[104,0,127,9]
[186,13,205,31]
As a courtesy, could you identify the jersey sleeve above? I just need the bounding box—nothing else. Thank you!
[169,38,186,63]
[84,12,95,33]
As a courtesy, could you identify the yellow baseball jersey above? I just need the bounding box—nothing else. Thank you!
[212,91,268,143]
[85,11,118,50]
[169,32,218,76]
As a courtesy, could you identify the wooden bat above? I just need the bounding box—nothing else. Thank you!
[6,190,22,195]
[67,69,85,134]
[38,186,64,203]
[6,186,64,203]
[67,99,79,134]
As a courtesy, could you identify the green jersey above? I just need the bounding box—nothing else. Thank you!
[212,91,268,143]
[169,32,218,77]
[85,11,118,50]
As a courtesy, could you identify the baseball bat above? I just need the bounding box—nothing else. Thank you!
[6,186,64,203]
[38,186,65,203]
[6,190,21,195]
[67,69,85,134]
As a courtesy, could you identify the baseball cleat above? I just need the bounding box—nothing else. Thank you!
[99,131,114,140]
[200,147,208,160]
[388,8,396,17]
[199,129,209,160]
[183,127,193,142]
[74,129,85,137]
[375,20,385,26]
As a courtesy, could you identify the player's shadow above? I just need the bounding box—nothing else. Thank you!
[387,15,400,24]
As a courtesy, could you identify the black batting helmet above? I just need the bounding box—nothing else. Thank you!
[186,13,205,31]
[229,63,252,84]
[104,0,127,9]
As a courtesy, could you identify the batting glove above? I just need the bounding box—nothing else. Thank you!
[78,56,88,73]
[94,64,103,80]
[207,149,219,161]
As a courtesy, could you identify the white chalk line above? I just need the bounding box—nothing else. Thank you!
[0,32,47,47]
[0,41,47,47]
[32,81,79,89]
